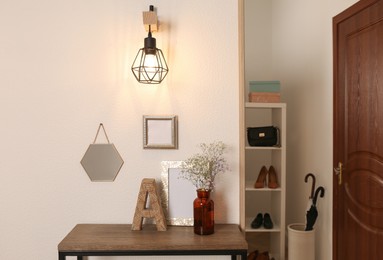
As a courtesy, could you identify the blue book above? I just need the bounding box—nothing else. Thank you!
[249,81,280,93]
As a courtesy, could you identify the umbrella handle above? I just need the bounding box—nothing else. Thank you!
[305,173,316,199]
[313,186,325,205]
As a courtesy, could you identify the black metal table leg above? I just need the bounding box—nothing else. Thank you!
[58,252,65,260]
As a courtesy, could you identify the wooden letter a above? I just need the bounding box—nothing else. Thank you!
[132,178,167,231]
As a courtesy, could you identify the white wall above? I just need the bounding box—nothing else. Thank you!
[244,0,273,86]
[245,0,358,259]
[0,0,239,259]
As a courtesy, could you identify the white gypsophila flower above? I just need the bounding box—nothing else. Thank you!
[180,141,229,191]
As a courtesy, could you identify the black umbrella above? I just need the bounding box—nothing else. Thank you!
[304,173,316,199]
[304,173,316,231]
[305,186,325,231]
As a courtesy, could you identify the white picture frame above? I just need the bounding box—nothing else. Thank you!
[160,161,195,226]
[143,115,178,149]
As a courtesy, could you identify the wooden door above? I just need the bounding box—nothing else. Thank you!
[333,0,383,259]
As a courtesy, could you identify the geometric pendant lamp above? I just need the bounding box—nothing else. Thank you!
[131,5,169,84]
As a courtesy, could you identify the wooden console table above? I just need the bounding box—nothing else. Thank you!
[58,224,248,259]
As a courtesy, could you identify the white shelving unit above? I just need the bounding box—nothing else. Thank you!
[240,102,286,260]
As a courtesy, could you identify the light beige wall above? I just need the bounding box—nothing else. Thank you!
[0,0,239,259]
[244,0,273,86]
[245,0,358,259]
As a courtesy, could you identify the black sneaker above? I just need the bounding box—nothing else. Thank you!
[263,213,273,229]
[251,213,263,229]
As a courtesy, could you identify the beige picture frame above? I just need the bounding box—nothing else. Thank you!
[143,115,178,149]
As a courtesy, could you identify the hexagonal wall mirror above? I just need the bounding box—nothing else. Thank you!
[80,124,124,182]
[81,144,124,181]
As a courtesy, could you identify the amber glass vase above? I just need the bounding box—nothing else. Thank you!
[193,189,214,235]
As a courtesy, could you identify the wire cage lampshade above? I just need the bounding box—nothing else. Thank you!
[131,6,169,84]
[131,32,168,84]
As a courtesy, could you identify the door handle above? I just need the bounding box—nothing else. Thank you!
[334,162,343,185]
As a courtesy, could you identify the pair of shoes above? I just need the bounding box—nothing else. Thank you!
[256,251,270,260]
[248,250,275,260]
[251,213,274,229]
[254,166,279,189]
[247,250,258,260]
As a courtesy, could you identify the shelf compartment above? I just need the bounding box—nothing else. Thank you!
[245,150,283,190]
[245,233,281,260]
[245,192,281,226]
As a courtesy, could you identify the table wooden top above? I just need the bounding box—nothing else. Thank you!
[58,224,248,252]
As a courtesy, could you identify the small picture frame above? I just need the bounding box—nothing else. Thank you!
[160,161,195,226]
[143,115,178,149]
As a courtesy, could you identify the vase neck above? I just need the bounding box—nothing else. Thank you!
[197,189,211,198]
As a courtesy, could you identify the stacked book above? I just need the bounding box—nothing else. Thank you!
[248,81,281,103]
